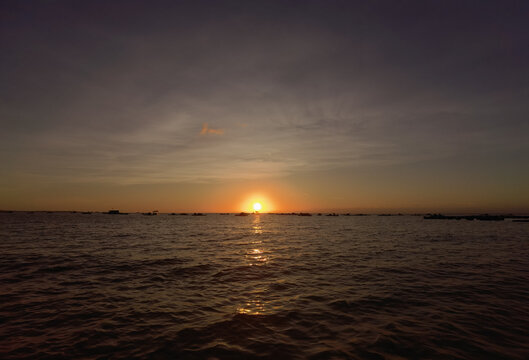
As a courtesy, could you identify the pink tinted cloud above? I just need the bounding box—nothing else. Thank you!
[200,123,224,135]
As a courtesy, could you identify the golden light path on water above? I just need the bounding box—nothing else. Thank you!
[237,214,272,316]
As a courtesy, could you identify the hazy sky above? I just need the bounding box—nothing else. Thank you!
[1,0,528,212]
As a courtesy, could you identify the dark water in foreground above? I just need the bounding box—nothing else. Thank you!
[1,213,528,359]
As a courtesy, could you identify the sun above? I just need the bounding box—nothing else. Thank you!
[240,194,274,213]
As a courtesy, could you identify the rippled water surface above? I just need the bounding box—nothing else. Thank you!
[1,213,528,359]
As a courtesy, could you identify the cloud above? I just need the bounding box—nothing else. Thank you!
[1,1,528,191]
[200,123,224,135]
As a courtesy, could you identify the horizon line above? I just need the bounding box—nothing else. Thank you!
[2,209,529,216]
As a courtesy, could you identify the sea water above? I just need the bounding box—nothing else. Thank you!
[1,213,528,359]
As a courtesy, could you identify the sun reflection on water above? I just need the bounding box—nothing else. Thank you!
[245,250,269,265]
[252,215,263,235]
[236,215,275,315]
[245,217,269,266]
[237,298,266,315]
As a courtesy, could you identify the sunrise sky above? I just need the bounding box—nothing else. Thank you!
[1,1,528,213]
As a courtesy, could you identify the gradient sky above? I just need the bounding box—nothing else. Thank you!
[1,0,528,213]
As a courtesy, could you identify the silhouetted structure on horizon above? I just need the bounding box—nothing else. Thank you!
[424,214,504,221]
[107,210,128,215]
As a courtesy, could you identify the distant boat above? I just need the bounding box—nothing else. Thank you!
[142,210,158,216]
[235,212,249,216]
